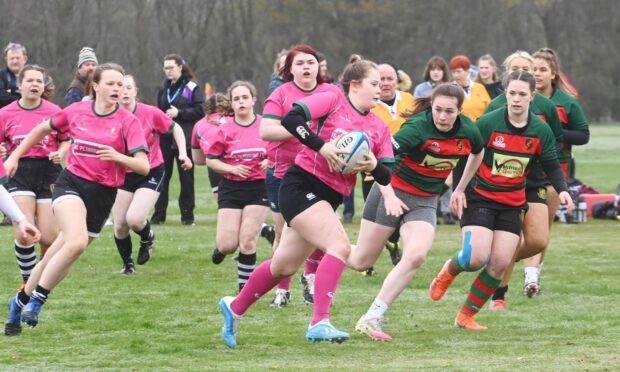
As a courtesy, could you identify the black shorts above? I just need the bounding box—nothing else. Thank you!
[120,164,165,193]
[5,158,62,202]
[265,170,282,213]
[460,201,525,236]
[208,167,222,193]
[217,178,269,209]
[52,170,117,237]
[525,186,548,204]
[279,165,342,225]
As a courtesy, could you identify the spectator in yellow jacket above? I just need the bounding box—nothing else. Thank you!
[450,55,490,121]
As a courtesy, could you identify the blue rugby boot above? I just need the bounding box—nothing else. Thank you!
[305,320,350,343]
[4,296,23,336]
[219,296,240,349]
[21,298,43,328]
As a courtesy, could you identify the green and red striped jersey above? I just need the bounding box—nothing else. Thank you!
[471,108,558,207]
[550,88,588,169]
[391,109,483,196]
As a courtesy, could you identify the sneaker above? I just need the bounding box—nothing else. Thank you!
[385,241,402,266]
[455,312,487,330]
[212,248,226,265]
[21,298,43,328]
[429,260,456,301]
[355,316,392,341]
[120,261,136,275]
[260,224,276,245]
[305,320,350,343]
[343,213,353,224]
[489,299,507,311]
[523,281,540,298]
[300,274,315,305]
[181,219,195,226]
[137,231,154,265]
[362,266,376,276]
[270,289,291,308]
[219,296,240,349]
[4,297,22,336]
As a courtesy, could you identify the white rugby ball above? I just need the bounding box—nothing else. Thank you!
[335,130,370,174]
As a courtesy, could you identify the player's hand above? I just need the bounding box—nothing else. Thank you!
[4,155,18,178]
[259,159,268,171]
[318,141,347,173]
[558,191,574,213]
[383,193,409,217]
[450,189,467,219]
[16,220,41,246]
[178,154,193,171]
[232,164,251,178]
[352,152,378,173]
[49,151,63,164]
[96,145,122,162]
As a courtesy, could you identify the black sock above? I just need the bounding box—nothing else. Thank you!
[492,285,508,301]
[31,285,50,304]
[16,289,30,308]
[237,252,256,292]
[115,236,133,264]
[388,231,400,245]
[15,241,36,282]
[137,220,152,243]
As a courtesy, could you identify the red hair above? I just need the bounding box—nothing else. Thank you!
[281,44,325,84]
[449,55,471,71]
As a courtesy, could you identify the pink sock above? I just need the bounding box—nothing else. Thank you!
[231,259,279,316]
[276,276,292,290]
[311,253,346,326]
[304,249,324,275]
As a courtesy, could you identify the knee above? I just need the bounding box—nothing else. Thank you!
[328,240,350,260]
[217,237,238,254]
[524,234,548,253]
[64,236,89,257]
[400,253,427,271]
[126,215,145,232]
[238,238,257,254]
[348,255,373,271]
[270,262,297,279]
[114,225,130,239]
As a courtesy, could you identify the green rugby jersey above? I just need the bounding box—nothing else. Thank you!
[549,88,588,172]
[471,108,558,207]
[485,92,563,188]
[391,109,483,196]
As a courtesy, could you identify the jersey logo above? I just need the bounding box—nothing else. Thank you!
[428,141,440,153]
[525,138,533,150]
[296,126,309,139]
[391,136,400,150]
[491,153,530,178]
[421,154,459,171]
[456,139,463,152]
[306,192,316,201]
[492,135,506,148]
[537,187,547,200]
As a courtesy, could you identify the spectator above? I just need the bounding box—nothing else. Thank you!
[151,54,204,225]
[64,47,98,105]
[0,42,28,108]
[267,49,287,95]
[475,54,503,99]
[413,56,450,98]
[450,55,491,121]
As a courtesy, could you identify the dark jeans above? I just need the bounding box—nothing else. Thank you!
[343,189,355,217]
[152,135,195,222]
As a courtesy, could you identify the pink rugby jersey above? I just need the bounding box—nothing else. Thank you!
[294,92,394,196]
[50,101,148,188]
[0,100,65,158]
[207,115,267,182]
[191,113,226,153]
[263,82,341,178]
[132,103,174,169]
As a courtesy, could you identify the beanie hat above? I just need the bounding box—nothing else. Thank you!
[449,55,471,71]
[78,47,98,68]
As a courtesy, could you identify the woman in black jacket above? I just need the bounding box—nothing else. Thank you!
[152,54,205,225]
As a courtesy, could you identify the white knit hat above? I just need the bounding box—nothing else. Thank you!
[77,47,98,68]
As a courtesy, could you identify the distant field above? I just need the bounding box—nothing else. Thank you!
[0,124,618,371]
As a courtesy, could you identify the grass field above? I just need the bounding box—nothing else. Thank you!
[1,124,619,371]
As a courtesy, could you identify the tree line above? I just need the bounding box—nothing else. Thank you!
[1,0,618,121]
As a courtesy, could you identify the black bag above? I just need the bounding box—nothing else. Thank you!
[591,201,619,220]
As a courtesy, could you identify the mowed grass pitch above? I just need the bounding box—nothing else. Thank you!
[1,125,619,371]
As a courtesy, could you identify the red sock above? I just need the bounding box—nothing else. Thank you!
[304,249,324,275]
[231,259,279,316]
[311,254,346,326]
[276,276,292,290]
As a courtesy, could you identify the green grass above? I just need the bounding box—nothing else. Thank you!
[1,125,619,371]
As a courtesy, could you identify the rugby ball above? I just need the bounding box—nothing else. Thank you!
[335,130,370,174]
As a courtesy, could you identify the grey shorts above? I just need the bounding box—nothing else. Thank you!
[362,183,438,228]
